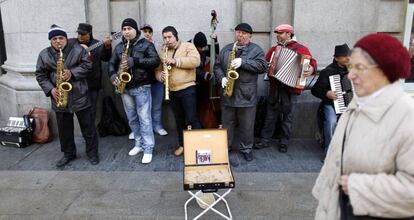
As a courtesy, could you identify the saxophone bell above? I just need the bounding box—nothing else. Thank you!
[116,71,132,94]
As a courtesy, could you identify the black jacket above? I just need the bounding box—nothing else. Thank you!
[214,42,267,107]
[311,61,349,105]
[68,38,112,90]
[35,43,92,113]
[195,42,220,82]
[109,37,160,89]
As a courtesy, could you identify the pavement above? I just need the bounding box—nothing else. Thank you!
[0,132,323,219]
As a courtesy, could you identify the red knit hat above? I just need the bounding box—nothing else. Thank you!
[354,33,411,82]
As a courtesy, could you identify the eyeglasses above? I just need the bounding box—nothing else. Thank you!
[346,63,378,74]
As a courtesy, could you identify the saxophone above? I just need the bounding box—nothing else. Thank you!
[55,47,72,108]
[163,46,172,100]
[115,40,132,94]
[223,42,239,97]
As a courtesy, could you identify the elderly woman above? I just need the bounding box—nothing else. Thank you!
[312,33,414,219]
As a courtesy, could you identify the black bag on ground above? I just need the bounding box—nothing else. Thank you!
[97,96,130,137]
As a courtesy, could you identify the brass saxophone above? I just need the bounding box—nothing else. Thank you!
[163,46,172,100]
[115,40,132,94]
[223,42,239,97]
[55,47,72,108]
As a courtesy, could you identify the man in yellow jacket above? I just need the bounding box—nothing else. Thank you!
[155,26,201,156]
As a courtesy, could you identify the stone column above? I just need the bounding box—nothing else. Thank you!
[0,0,86,130]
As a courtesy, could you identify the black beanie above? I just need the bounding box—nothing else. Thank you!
[235,23,253,34]
[193,32,207,48]
[122,18,139,34]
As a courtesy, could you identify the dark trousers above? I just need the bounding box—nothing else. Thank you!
[169,86,201,146]
[88,89,99,125]
[55,107,99,158]
[221,105,256,153]
[260,94,296,145]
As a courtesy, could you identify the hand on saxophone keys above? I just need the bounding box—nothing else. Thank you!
[51,88,60,102]
[230,58,242,69]
[121,58,129,70]
[112,77,120,87]
[63,69,72,81]
[166,58,176,66]
[160,72,168,83]
[221,77,228,88]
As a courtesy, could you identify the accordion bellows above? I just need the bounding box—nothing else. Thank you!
[268,46,311,89]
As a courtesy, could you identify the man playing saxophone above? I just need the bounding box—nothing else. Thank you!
[214,23,267,162]
[109,18,160,164]
[35,24,99,167]
[155,26,201,157]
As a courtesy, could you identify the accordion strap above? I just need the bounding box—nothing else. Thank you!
[288,43,303,51]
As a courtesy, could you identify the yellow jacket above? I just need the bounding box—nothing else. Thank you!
[155,41,200,91]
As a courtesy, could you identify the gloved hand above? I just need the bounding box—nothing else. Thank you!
[221,77,228,88]
[231,58,242,69]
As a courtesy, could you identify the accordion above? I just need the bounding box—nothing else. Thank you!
[0,116,33,148]
[267,46,311,89]
[329,74,353,114]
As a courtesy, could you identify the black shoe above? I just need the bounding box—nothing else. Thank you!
[242,152,253,161]
[88,155,100,165]
[56,155,76,167]
[253,142,269,150]
[278,144,288,153]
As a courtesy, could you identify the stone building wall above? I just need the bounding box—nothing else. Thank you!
[0,0,407,137]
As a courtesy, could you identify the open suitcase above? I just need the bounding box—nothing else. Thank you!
[183,128,235,220]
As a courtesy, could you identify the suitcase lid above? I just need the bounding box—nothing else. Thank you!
[183,129,229,166]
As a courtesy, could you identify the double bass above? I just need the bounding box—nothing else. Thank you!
[197,10,221,128]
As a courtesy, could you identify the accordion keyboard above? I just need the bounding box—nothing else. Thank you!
[329,75,347,114]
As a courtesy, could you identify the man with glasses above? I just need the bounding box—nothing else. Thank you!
[311,44,351,162]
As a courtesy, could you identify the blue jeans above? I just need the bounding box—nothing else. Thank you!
[121,85,154,154]
[151,81,165,131]
[323,104,338,154]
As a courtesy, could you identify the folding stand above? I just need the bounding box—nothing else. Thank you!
[184,189,233,220]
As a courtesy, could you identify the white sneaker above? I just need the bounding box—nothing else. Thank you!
[156,129,168,136]
[128,146,143,156]
[128,132,135,140]
[141,153,153,164]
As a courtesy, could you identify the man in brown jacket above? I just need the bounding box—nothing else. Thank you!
[155,26,201,156]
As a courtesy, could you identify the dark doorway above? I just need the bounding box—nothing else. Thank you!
[0,9,6,73]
